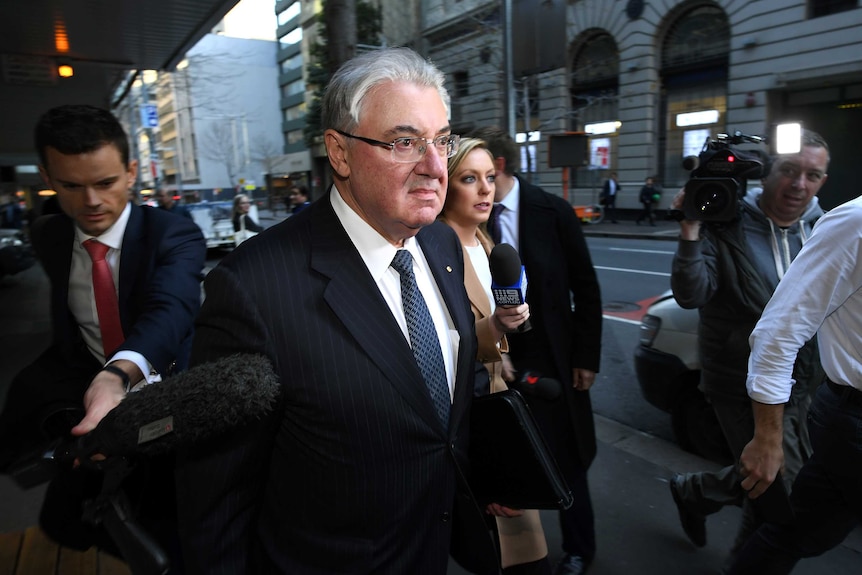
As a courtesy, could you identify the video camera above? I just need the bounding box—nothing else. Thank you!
[681,131,769,222]
[8,432,171,575]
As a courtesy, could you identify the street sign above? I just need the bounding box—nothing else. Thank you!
[140,105,159,128]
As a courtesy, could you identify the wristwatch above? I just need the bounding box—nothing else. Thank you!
[102,364,132,393]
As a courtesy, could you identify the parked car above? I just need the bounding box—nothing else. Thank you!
[186,201,259,250]
[0,229,35,279]
[634,290,731,464]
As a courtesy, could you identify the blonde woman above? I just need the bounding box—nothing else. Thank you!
[232,193,263,245]
[439,138,550,575]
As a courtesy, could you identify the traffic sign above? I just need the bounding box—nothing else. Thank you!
[141,105,159,128]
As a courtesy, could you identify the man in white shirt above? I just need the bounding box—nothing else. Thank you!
[727,195,862,573]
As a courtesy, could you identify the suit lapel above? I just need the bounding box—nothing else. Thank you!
[517,178,556,276]
[119,203,143,332]
[310,199,447,433]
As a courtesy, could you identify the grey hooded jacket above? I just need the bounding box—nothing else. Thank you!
[671,189,824,402]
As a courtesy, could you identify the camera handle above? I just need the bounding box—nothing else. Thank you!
[81,457,171,575]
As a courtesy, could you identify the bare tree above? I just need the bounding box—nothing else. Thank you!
[250,138,284,176]
[200,122,241,187]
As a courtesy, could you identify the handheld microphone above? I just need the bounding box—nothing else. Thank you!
[78,353,280,458]
[489,243,531,332]
[509,371,561,401]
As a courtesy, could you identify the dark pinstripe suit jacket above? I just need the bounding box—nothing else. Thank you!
[176,193,497,574]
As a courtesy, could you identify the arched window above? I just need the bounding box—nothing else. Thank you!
[659,5,730,188]
[570,32,620,172]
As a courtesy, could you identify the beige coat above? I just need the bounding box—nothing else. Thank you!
[444,221,549,568]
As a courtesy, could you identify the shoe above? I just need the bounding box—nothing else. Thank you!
[669,474,707,547]
[553,554,584,575]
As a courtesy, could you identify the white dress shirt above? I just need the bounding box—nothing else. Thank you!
[69,202,156,386]
[330,187,457,401]
[747,196,862,403]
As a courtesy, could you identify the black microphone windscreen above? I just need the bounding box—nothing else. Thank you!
[489,243,522,286]
[83,354,279,457]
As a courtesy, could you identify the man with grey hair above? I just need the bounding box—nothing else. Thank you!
[176,47,498,573]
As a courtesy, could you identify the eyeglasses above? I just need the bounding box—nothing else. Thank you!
[335,129,460,163]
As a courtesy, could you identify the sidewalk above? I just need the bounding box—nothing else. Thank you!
[1,213,860,574]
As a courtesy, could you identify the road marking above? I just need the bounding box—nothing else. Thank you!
[603,315,642,325]
[602,294,662,324]
[609,247,675,255]
[595,265,671,277]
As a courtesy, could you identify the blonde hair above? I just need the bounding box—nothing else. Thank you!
[447,137,493,179]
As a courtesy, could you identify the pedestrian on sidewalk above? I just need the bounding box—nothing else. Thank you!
[636,177,659,226]
[470,126,603,575]
[600,172,620,223]
[667,130,829,569]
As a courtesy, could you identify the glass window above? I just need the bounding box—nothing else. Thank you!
[277,2,301,26]
[282,79,305,99]
[279,27,302,49]
[287,129,304,145]
[284,103,306,122]
[809,0,857,18]
[454,71,469,98]
[281,53,302,74]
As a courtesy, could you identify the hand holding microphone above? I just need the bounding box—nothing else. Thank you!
[489,243,531,333]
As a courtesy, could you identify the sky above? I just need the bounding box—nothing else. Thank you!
[222,0,278,41]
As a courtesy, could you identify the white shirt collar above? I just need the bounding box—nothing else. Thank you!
[74,201,132,250]
[329,186,419,281]
[499,177,520,213]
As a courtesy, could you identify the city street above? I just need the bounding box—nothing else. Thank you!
[1,214,860,574]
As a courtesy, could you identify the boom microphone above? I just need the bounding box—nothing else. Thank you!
[78,353,280,458]
[489,243,531,332]
[509,371,561,401]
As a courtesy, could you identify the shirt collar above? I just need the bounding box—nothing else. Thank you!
[74,201,132,250]
[499,177,520,213]
[329,186,419,282]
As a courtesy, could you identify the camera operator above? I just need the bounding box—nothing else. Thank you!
[666,129,830,568]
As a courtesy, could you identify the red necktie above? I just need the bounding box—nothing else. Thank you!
[83,239,124,357]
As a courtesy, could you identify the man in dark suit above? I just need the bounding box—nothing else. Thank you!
[472,127,603,575]
[175,47,498,574]
[0,104,206,555]
[154,187,193,219]
[600,172,620,223]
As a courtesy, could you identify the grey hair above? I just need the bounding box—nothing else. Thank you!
[321,47,450,133]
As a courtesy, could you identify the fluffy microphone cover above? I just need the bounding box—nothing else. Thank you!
[87,354,280,457]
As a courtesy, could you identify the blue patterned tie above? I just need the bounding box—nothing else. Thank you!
[391,250,451,427]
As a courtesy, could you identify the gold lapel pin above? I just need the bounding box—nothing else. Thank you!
[446,266,453,273]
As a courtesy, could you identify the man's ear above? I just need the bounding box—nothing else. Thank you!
[38,164,51,188]
[127,159,138,189]
[493,156,506,174]
[324,129,351,178]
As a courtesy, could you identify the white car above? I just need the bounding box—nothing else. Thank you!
[633,290,732,463]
